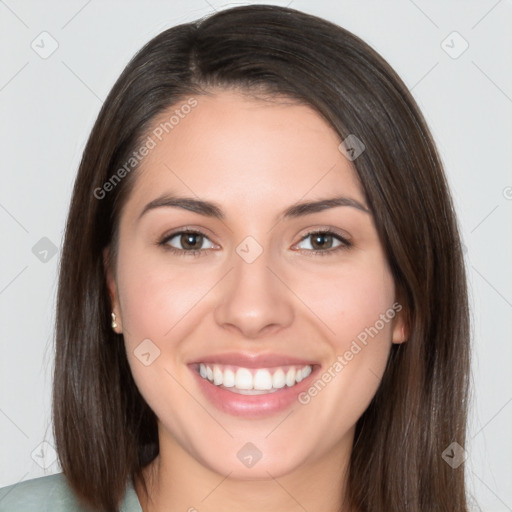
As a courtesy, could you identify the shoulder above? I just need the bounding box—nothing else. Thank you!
[0,473,91,511]
[0,473,142,512]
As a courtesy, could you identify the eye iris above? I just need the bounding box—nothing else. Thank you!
[311,233,332,250]
[181,233,202,250]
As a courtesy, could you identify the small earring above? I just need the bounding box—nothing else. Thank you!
[111,312,118,330]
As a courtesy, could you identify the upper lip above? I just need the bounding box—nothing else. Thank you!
[189,352,319,369]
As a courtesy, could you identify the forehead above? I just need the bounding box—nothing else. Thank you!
[124,90,365,219]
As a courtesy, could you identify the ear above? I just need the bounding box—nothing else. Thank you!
[391,301,408,345]
[103,247,122,333]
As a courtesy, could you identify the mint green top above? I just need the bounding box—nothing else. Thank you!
[0,473,143,511]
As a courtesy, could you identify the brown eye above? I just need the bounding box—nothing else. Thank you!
[179,232,204,250]
[295,230,351,255]
[310,233,335,250]
[160,230,216,255]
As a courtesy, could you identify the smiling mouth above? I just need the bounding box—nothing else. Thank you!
[195,363,313,395]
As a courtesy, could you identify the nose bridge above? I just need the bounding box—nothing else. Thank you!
[233,243,274,296]
[213,237,294,337]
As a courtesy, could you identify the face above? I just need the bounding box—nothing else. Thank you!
[106,90,406,480]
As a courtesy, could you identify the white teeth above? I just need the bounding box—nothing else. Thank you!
[197,363,313,393]
[235,368,253,390]
[272,368,286,389]
[223,368,235,387]
[285,368,296,387]
[213,365,223,385]
[253,369,273,390]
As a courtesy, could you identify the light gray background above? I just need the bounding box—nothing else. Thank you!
[1,0,511,510]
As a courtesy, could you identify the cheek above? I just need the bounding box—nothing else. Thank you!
[114,251,207,429]
[294,260,397,425]
[296,256,396,349]
[116,250,211,344]
[294,257,396,408]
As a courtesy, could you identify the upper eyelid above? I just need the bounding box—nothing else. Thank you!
[161,228,216,244]
[298,228,351,241]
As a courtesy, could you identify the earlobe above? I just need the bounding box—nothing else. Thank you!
[390,294,408,344]
[392,319,408,344]
[103,247,122,333]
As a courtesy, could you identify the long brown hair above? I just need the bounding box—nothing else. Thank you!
[53,5,471,511]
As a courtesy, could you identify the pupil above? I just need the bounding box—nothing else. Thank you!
[312,233,331,250]
[182,233,201,250]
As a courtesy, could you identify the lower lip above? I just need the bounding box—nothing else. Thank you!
[190,365,319,418]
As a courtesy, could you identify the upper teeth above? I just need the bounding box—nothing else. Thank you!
[198,363,312,391]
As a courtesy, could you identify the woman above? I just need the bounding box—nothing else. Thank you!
[0,4,470,511]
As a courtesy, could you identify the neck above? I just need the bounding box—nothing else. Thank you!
[135,430,355,512]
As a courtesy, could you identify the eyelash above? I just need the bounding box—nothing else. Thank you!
[158,228,352,258]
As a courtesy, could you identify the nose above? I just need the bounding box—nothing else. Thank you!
[213,246,294,339]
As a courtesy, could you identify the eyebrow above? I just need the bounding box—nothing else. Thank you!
[137,194,370,222]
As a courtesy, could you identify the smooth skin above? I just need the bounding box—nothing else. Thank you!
[106,90,407,512]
